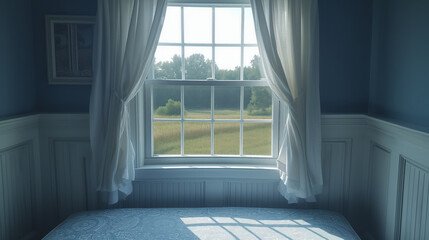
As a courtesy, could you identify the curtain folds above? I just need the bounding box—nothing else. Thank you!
[90,0,167,204]
[251,0,323,203]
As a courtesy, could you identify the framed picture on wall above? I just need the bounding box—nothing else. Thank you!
[45,15,95,85]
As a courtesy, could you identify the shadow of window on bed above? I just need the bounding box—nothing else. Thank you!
[181,216,344,240]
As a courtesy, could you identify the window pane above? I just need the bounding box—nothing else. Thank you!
[215,8,241,44]
[153,85,181,119]
[214,123,239,155]
[151,5,274,160]
[244,8,257,44]
[243,47,263,80]
[184,86,211,119]
[184,122,211,155]
[76,24,93,77]
[154,46,182,79]
[243,123,271,155]
[184,7,212,43]
[159,7,181,43]
[215,47,240,80]
[153,122,181,155]
[215,87,240,119]
[54,23,72,77]
[244,87,272,119]
[185,47,212,79]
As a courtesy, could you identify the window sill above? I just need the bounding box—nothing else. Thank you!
[135,164,279,180]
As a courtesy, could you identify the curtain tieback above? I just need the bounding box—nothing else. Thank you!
[113,90,126,106]
[113,90,130,132]
[113,90,130,125]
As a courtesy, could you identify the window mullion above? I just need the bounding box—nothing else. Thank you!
[181,86,185,156]
[239,7,245,156]
[240,86,244,156]
[211,7,216,156]
[211,86,215,156]
[181,6,185,80]
[181,6,185,156]
[147,79,268,87]
[211,7,215,79]
[151,86,154,157]
[240,7,244,81]
[158,42,258,47]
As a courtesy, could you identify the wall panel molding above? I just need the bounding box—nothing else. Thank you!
[223,180,287,207]
[0,115,40,239]
[0,142,35,240]
[38,114,91,235]
[122,180,206,208]
[367,142,392,240]
[365,116,429,240]
[50,139,95,221]
[318,139,352,214]
[399,157,429,240]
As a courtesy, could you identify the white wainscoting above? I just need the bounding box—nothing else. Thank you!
[223,180,286,207]
[318,140,352,213]
[364,117,429,240]
[51,140,96,221]
[320,115,369,234]
[124,167,287,208]
[367,143,391,240]
[0,115,40,240]
[2,113,428,239]
[123,180,206,208]
[126,166,288,208]
[38,114,92,233]
[35,114,370,237]
[400,160,429,240]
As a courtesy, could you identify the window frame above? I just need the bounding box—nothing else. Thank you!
[140,2,279,166]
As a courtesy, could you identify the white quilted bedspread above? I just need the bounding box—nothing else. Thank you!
[44,207,360,240]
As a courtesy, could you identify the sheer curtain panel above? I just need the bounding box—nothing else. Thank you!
[251,0,322,203]
[90,0,167,204]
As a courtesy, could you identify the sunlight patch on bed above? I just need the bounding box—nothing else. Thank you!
[212,217,237,224]
[187,226,236,240]
[181,217,215,224]
[259,219,297,225]
[180,215,350,240]
[233,217,261,225]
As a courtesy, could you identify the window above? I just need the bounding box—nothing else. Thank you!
[143,3,278,164]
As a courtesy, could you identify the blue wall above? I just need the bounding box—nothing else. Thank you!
[32,0,96,113]
[0,0,37,118]
[319,0,373,114]
[31,0,373,114]
[369,0,429,131]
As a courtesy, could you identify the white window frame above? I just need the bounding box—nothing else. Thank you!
[140,1,279,166]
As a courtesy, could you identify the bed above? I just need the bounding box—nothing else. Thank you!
[44,207,360,239]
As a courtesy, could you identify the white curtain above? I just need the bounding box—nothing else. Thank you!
[251,0,323,203]
[90,0,167,204]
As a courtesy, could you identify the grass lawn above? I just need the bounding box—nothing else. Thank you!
[153,109,271,156]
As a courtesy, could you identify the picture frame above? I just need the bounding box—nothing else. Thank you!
[45,15,95,85]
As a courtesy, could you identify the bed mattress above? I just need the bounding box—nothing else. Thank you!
[44,207,360,240]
